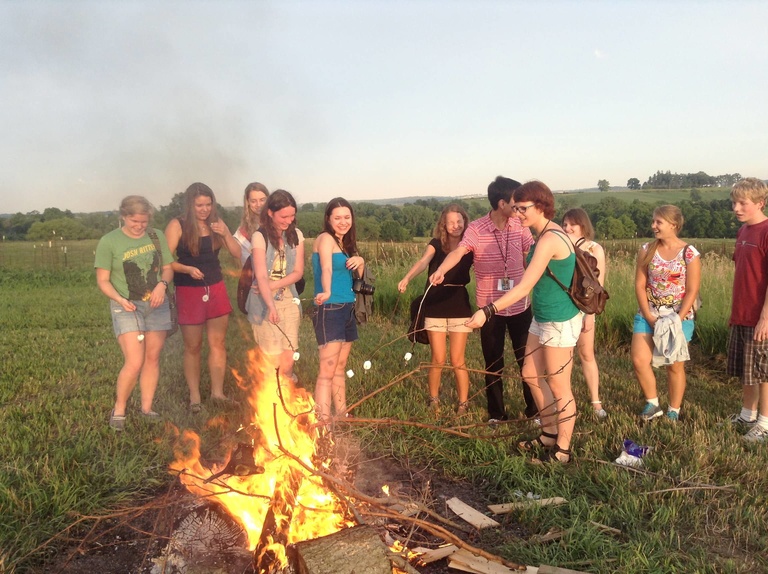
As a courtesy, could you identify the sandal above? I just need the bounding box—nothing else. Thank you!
[189,403,202,414]
[428,396,440,413]
[517,430,558,452]
[532,444,572,465]
[456,401,470,416]
[109,409,126,431]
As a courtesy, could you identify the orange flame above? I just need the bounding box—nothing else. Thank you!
[169,348,352,567]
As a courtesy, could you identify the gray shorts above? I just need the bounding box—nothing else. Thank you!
[110,299,172,337]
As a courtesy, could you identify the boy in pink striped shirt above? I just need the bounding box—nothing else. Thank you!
[431,176,535,421]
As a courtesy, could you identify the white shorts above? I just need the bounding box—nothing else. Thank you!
[529,312,584,348]
[424,317,473,334]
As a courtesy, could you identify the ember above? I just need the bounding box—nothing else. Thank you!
[169,348,354,572]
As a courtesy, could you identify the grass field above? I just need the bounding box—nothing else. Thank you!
[556,187,732,206]
[1,240,766,573]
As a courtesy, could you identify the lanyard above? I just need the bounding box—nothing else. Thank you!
[492,223,510,279]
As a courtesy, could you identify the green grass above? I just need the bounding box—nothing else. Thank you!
[0,244,766,573]
[558,187,732,206]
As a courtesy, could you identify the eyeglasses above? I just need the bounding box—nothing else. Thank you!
[513,204,536,214]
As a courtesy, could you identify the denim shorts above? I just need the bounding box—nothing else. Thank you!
[633,313,694,342]
[110,298,172,337]
[312,302,358,346]
[529,312,584,348]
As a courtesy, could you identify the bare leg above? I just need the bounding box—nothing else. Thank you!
[666,361,687,409]
[522,333,557,443]
[448,331,470,404]
[759,383,768,418]
[743,384,760,412]
[543,345,576,455]
[206,314,230,399]
[576,326,601,411]
[181,324,204,405]
[138,330,167,413]
[315,341,343,422]
[427,330,447,400]
[331,342,353,415]
[632,333,657,401]
[114,332,146,416]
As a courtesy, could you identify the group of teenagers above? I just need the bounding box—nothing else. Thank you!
[95,182,364,431]
[96,175,768,463]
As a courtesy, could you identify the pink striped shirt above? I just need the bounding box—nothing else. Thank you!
[460,213,533,316]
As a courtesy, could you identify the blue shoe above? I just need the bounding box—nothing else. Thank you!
[640,403,663,421]
[666,410,679,421]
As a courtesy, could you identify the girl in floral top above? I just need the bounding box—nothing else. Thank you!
[632,205,701,422]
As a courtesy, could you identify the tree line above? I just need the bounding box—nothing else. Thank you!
[0,189,744,243]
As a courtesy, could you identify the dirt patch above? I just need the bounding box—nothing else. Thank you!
[42,445,521,574]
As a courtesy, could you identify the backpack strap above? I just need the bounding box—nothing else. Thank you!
[540,229,574,293]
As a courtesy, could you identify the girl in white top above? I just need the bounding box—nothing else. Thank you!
[233,182,269,266]
[562,208,607,418]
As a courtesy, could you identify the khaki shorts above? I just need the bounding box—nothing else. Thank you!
[529,312,584,348]
[251,297,300,355]
[424,317,473,333]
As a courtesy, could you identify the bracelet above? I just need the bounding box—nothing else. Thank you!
[160,280,169,288]
[482,303,498,321]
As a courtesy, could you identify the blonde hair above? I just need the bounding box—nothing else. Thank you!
[639,204,684,269]
[240,182,269,238]
[433,203,469,253]
[119,196,154,219]
[731,177,768,205]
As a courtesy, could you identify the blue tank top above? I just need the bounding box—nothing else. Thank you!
[312,252,355,304]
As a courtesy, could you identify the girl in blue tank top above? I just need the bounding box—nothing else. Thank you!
[311,198,366,423]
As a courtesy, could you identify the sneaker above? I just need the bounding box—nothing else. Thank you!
[109,409,126,431]
[666,411,679,422]
[742,425,768,443]
[640,403,663,421]
[721,413,757,426]
[594,408,608,419]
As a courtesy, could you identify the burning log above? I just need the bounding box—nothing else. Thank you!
[288,524,396,574]
[253,467,305,573]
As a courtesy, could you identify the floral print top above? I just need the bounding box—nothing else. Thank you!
[644,243,700,320]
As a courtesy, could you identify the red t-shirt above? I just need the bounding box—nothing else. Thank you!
[730,219,768,327]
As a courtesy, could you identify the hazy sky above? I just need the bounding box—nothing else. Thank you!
[2,1,766,214]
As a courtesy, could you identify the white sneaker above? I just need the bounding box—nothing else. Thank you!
[721,412,757,426]
[742,425,768,443]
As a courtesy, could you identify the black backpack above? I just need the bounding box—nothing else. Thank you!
[545,234,609,315]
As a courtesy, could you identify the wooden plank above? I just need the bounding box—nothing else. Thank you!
[290,524,393,574]
[447,549,524,573]
[412,544,458,564]
[488,497,568,514]
[446,497,501,529]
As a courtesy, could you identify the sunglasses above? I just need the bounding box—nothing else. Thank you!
[512,204,536,214]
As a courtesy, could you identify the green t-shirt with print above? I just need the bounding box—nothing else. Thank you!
[94,228,173,300]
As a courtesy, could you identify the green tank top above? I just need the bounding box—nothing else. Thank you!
[527,231,579,322]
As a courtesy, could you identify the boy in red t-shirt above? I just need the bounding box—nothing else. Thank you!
[726,177,768,442]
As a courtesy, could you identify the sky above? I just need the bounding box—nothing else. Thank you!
[1,0,766,214]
